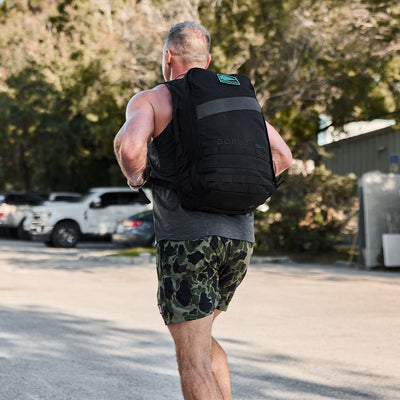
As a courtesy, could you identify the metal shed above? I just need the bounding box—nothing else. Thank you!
[322,126,400,176]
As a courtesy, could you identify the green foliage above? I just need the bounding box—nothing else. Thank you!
[0,0,399,192]
[0,65,59,189]
[200,0,400,159]
[254,165,358,255]
[0,62,126,191]
[0,0,195,191]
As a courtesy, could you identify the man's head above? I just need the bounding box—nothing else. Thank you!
[162,21,211,81]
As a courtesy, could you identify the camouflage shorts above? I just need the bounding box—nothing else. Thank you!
[156,236,253,325]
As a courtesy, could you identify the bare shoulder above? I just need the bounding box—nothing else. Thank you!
[126,84,171,117]
[148,84,172,109]
[152,83,171,96]
[127,84,170,104]
[124,84,172,138]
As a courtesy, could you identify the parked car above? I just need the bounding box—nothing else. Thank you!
[112,210,155,247]
[29,187,152,248]
[0,192,45,238]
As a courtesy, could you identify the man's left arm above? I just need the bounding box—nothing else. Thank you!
[266,121,293,176]
[114,92,154,189]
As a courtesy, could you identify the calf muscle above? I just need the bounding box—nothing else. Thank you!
[168,315,228,400]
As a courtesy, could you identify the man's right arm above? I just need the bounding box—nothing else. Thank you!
[114,92,155,188]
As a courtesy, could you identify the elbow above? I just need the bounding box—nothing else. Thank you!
[283,149,293,170]
[274,148,293,176]
[120,141,147,174]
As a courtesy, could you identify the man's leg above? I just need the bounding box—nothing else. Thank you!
[157,237,251,399]
[168,313,230,400]
[211,310,231,399]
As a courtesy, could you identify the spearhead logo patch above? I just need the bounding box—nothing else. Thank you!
[217,73,240,86]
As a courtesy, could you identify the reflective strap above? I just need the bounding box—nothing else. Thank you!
[196,97,261,120]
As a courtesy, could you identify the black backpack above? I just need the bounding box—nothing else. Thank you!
[158,67,278,215]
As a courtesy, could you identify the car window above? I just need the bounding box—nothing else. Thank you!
[51,195,80,202]
[118,192,148,205]
[100,192,148,207]
[99,193,119,207]
[4,193,43,205]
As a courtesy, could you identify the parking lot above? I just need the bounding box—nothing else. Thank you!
[1,238,400,399]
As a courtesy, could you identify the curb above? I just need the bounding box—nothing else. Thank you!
[251,255,292,264]
[79,253,156,265]
[80,253,292,265]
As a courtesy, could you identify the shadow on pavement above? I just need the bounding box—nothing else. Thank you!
[221,338,398,400]
[1,306,398,400]
[0,306,180,400]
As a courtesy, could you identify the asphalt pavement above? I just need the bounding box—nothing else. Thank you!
[1,239,400,400]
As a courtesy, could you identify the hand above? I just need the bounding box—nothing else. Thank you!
[127,168,151,190]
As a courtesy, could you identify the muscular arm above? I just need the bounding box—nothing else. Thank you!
[266,121,292,176]
[114,92,155,187]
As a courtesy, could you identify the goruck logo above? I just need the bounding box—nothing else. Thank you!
[216,73,240,86]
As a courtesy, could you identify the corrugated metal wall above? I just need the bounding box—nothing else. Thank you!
[322,127,400,176]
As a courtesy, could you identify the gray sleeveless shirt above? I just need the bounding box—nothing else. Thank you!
[147,82,254,243]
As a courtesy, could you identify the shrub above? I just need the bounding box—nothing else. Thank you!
[254,164,358,255]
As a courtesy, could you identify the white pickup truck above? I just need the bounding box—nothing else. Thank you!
[28,187,152,248]
[0,192,44,238]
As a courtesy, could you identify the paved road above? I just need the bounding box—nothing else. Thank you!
[1,239,400,400]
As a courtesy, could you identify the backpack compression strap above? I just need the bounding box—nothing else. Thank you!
[196,97,262,120]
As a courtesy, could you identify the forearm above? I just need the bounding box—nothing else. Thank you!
[114,128,148,187]
[114,97,154,187]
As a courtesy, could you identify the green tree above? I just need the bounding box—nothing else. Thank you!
[0,66,61,190]
[1,0,399,194]
[0,0,200,191]
[200,0,400,159]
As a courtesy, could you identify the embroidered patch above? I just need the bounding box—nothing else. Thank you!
[217,73,240,86]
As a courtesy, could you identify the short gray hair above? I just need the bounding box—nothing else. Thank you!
[164,21,211,67]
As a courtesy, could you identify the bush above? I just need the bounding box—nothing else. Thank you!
[254,164,358,255]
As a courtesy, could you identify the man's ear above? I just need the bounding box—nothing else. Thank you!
[205,53,211,69]
[165,48,173,65]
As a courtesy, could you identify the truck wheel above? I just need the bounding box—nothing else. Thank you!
[17,219,30,240]
[51,221,80,248]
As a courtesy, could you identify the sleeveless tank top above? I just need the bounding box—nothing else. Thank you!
[147,81,254,243]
